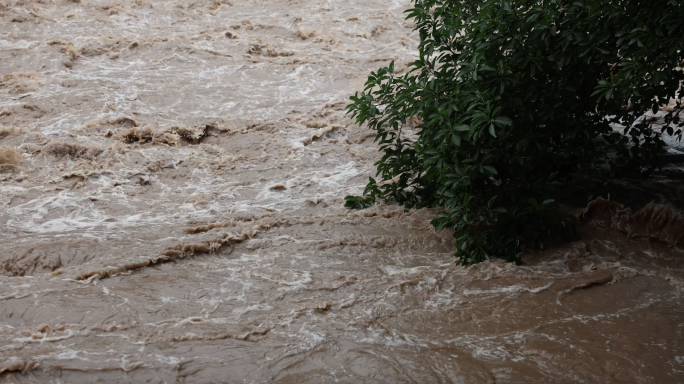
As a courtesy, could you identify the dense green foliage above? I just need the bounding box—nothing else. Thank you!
[345,0,684,264]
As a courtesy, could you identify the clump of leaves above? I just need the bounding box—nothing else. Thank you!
[346,0,684,264]
[344,195,375,209]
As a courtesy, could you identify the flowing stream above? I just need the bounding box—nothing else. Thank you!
[1,0,684,383]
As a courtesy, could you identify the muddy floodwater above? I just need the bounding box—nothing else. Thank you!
[1,0,684,383]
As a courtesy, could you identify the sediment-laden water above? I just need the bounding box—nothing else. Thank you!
[1,0,684,383]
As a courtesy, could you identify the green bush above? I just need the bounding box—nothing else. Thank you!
[346,0,684,264]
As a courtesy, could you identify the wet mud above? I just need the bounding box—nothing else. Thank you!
[1,0,684,383]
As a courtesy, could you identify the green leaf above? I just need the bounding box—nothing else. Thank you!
[493,116,512,125]
[483,166,498,175]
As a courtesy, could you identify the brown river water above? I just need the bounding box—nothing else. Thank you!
[1,0,684,383]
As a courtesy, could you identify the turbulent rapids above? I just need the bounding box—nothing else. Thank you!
[1,0,684,383]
